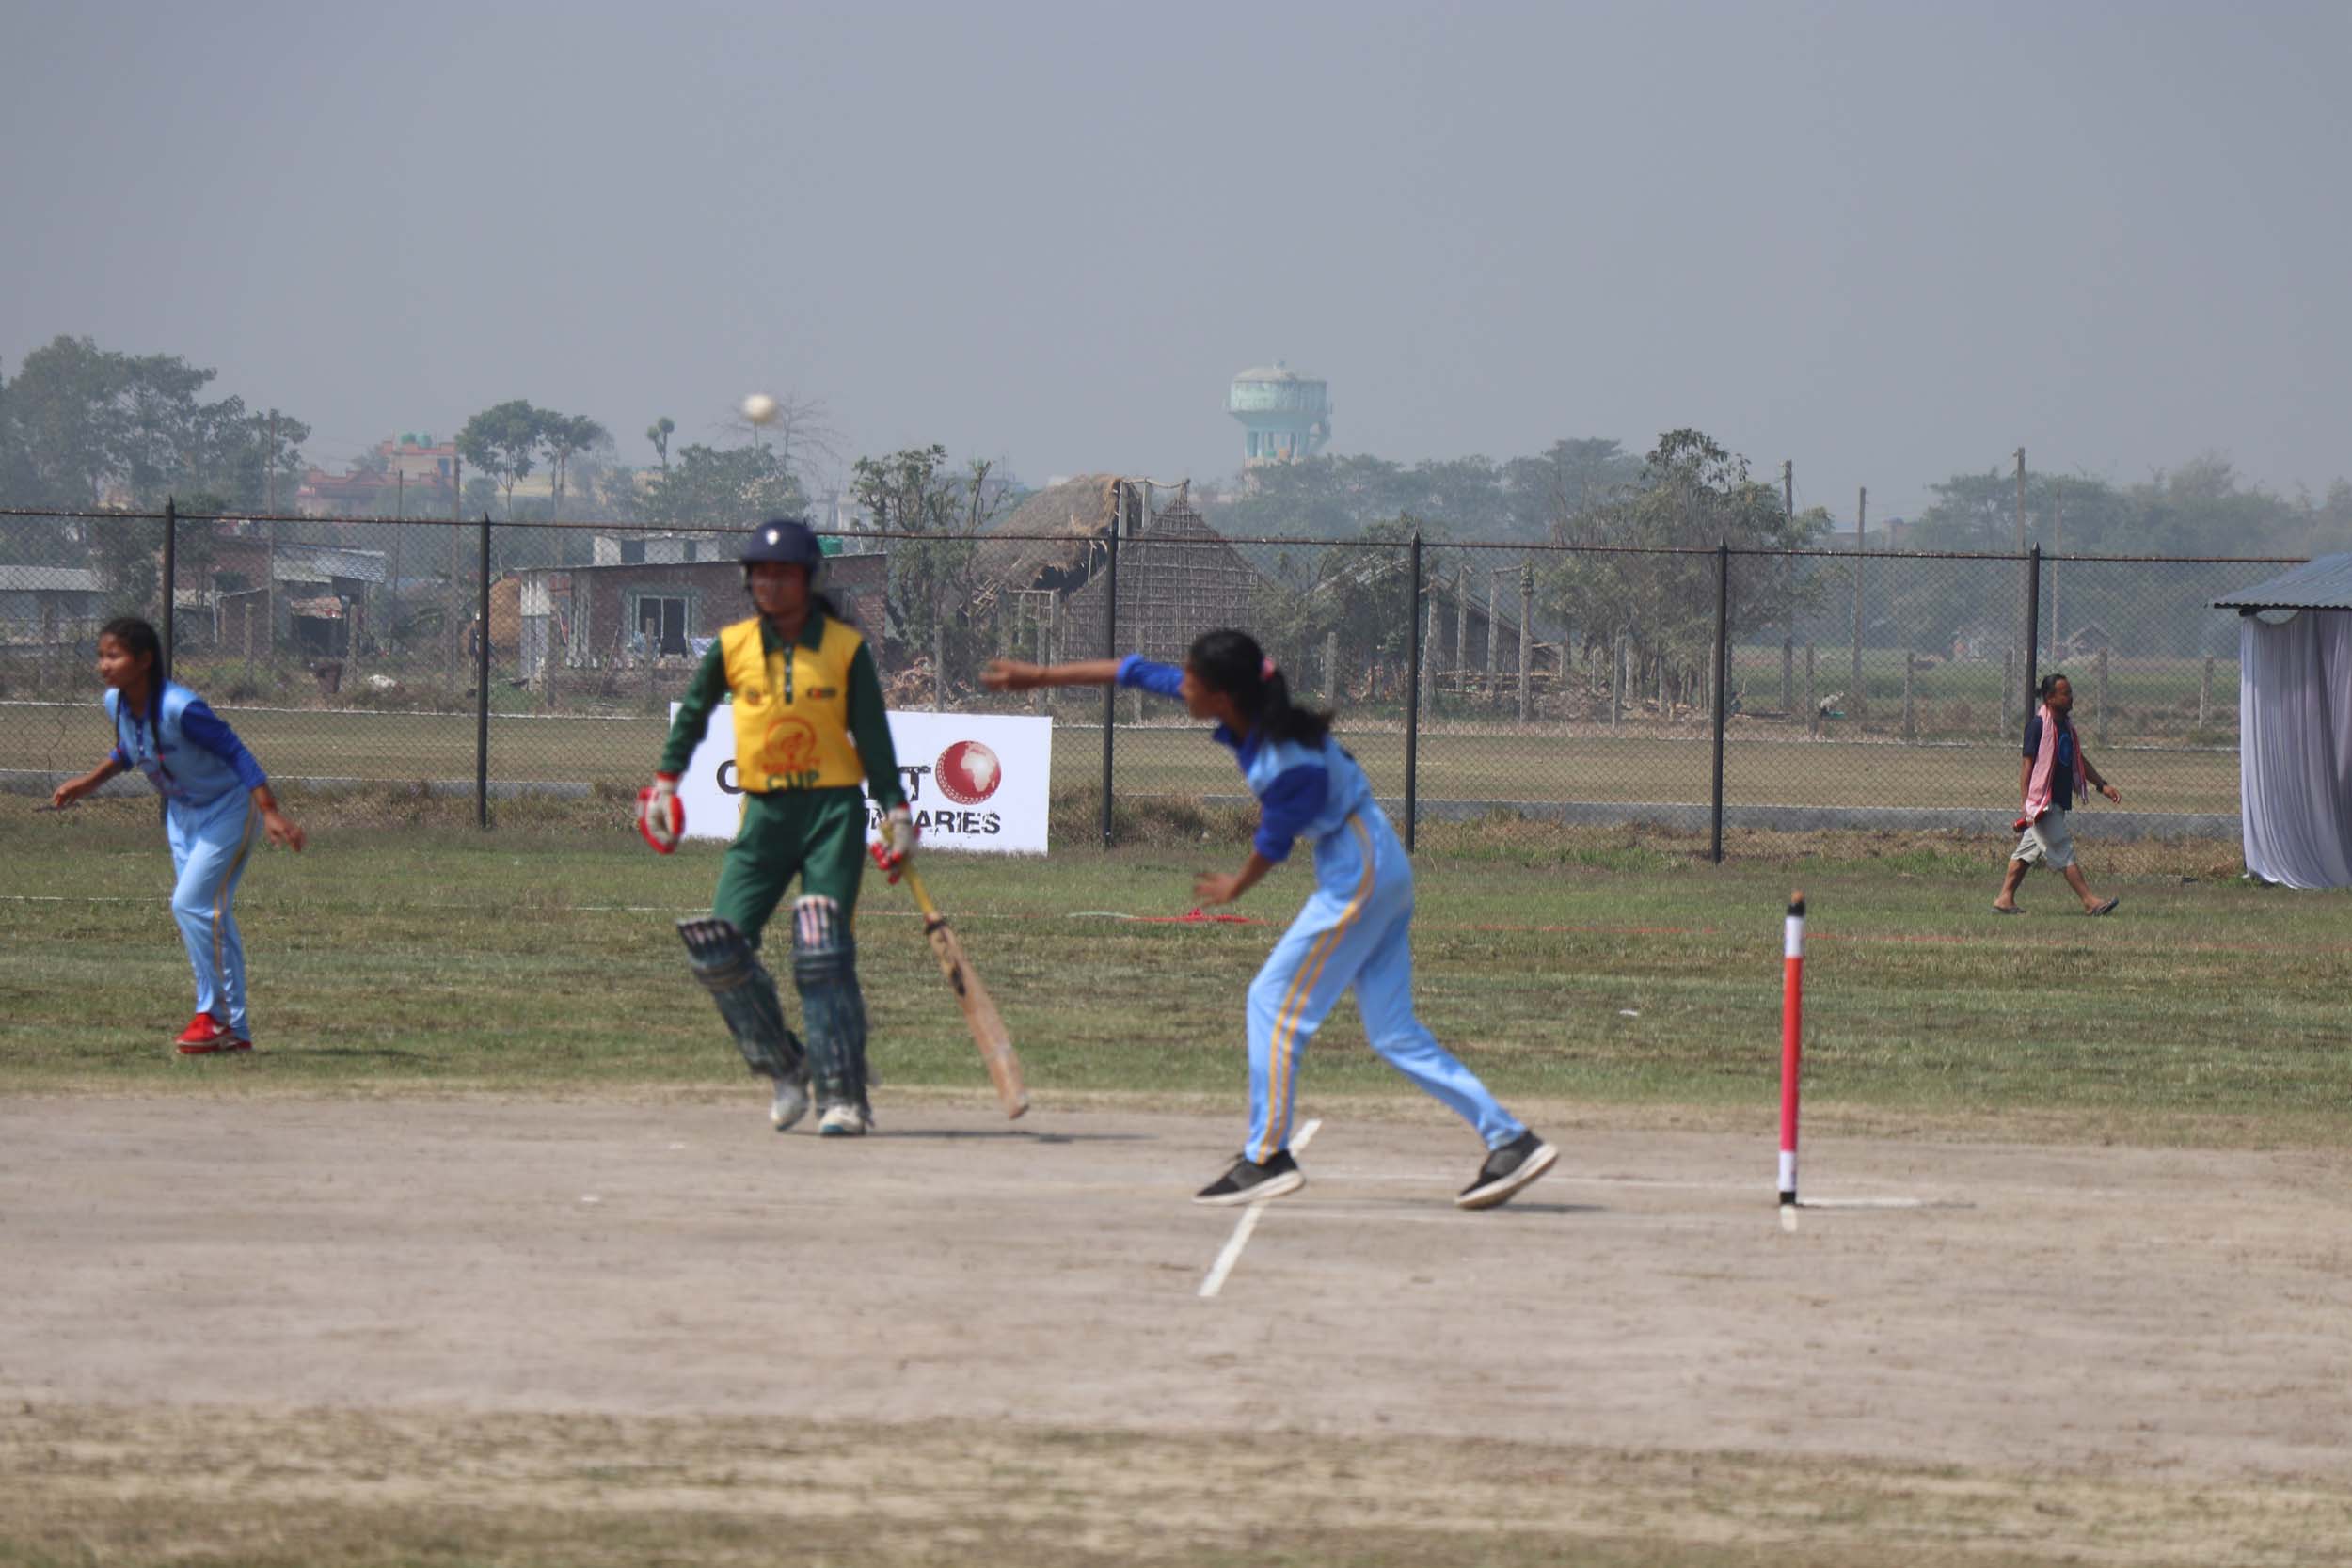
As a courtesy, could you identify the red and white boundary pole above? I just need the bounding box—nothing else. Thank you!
[1779,891,1805,1211]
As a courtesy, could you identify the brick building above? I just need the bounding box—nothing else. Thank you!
[513,551,890,677]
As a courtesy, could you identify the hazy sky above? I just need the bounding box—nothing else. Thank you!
[5,1,2347,521]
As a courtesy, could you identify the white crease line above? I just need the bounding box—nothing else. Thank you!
[1198,1117,1320,1300]
[0,894,934,918]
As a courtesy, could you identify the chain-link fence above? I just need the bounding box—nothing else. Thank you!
[0,504,2293,860]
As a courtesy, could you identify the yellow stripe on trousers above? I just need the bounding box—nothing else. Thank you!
[212,801,260,990]
[1254,815,1376,1164]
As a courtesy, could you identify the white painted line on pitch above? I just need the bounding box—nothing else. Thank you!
[1198,1117,1320,1300]
[1197,1207,1265,1300]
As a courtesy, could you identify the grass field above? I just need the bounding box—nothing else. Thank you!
[7,814,2352,1566]
[2,809,2341,1134]
[6,695,2246,817]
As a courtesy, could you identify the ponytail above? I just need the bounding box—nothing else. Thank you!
[1186,628,1333,747]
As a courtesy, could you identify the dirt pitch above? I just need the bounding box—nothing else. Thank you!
[6,1093,2351,1565]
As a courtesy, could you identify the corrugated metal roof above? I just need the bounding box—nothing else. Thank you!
[2212,554,2352,611]
[2,567,103,593]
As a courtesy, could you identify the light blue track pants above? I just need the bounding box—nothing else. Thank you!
[166,791,261,1037]
[1245,813,1524,1163]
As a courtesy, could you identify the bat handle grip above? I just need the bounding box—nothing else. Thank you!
[898,863,940,920]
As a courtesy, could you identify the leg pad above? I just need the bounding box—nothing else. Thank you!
[791,897,870,1112]
[678,917,804,1082]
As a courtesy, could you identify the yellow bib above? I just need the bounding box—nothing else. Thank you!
[720,615,870,793]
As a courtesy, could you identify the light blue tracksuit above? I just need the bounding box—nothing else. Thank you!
[1117,657,1526,1163]
[105,683,269,1038]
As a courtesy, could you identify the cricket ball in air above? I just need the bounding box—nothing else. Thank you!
[741,393,779,426]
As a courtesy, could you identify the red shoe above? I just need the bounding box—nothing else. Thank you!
[175,1015,250,1055]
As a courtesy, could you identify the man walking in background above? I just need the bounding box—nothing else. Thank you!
[1994,673,2122,916]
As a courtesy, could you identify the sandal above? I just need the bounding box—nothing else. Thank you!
[2087,897,2119,916]
[1991,904,2026,916]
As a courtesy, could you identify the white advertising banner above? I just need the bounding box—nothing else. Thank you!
[669,705,1053,854]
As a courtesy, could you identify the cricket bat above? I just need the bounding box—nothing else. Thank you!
[899,863,1027,1119]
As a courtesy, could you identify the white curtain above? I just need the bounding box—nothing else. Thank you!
[2238,610,2352,888]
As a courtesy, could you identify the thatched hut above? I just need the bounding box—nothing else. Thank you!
[974,477,1259,664]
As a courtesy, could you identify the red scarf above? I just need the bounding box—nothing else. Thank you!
[2015,702,2087,832]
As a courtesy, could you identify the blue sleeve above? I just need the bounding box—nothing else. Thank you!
[1251,763,1329,863]
[2022,717,2042,759]
[179,699,268,790]
[1115,654,1186,700]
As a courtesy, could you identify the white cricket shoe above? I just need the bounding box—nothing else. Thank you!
[818,1103,866,1138]
[770,1074,809,1132]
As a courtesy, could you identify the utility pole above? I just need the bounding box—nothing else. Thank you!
[2013,448,2026,553]
[390,471,405,661]
[262,411,279,660]
[2049,491,2062,662]
[450,455,466,684]
[1852,486,1867,717]
[2014,448,2028,726]
[1781,459,1795,717]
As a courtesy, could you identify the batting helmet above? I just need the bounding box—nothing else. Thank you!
[742,517,823,569]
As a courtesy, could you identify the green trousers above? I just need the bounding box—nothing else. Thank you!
[710,788,869,946]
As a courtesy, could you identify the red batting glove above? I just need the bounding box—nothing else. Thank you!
[637,775,683,854]
[869,804,917,882]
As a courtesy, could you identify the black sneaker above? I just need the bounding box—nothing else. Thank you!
[1456,1131,1558,1211]
[1193,1149,1306,1207]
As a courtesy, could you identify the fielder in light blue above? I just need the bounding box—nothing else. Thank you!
[983,628,1558,1212]
[52,618,308,1053]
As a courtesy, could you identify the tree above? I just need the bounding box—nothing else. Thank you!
[0,336,310,513]
[4,335,125,506]
[851,444,1002,691]
[641,442,805,530]
[0,358,36,505]
[1542,429,1825,700]
[728,391,843,484]
[539,411,611,517]
[1505,438,1642,542]
[644,416,675,471]
[455,400,543,517]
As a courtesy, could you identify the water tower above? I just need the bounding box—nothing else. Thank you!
[1227,361,1331,467]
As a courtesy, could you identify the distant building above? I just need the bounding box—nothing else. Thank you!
[1228,361,1331,467]
[590,532,724,567]
[511,552,889,675]
[295,434,457,515]
[0,567,105,645]
[385,434,456,488]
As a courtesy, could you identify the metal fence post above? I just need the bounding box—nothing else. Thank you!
[160,497,177,686]
[1405,531,1422,853]
[2023,545,2042,714]
[1100,490,1120,848]
[1710,543,1729,863]
[1903,652,1916,742]
[2095,646,2109,746]
[1516,562,1533,723]
[1804,644,1818,736]
[476,513,492,830]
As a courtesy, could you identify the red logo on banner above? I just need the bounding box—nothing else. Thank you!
[934,739,1003,805]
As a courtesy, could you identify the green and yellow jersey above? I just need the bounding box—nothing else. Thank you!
[660,610,906,809]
